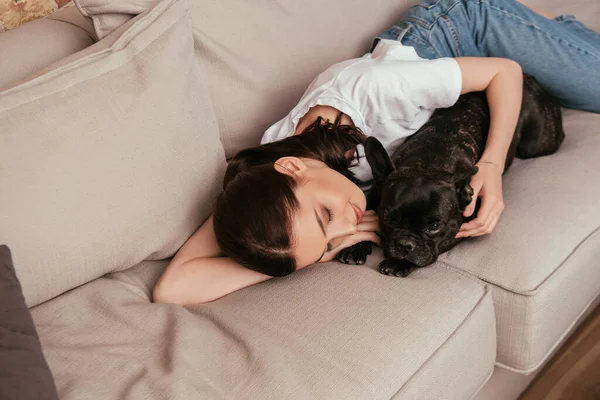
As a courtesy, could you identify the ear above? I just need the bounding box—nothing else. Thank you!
[454,162,478,183]
[273,156,307,178]
[453,162,478,211]
[364,137,394,183]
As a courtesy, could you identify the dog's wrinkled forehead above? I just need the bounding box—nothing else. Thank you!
[380,177,457,226]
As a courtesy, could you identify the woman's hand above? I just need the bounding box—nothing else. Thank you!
[319,210,382,263]
[456,162,505,238]
[453,57,521,238]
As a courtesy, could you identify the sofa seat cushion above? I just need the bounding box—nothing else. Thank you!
[32,254,495,400]
[439,110,600,373]
[0,0,225,307]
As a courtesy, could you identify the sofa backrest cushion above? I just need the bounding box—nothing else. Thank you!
[0,0,225,307]
[75,0,420,157]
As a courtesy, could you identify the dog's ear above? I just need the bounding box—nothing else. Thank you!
[365,136,394,183]
[454,162,478,183]
[453,162,478,211]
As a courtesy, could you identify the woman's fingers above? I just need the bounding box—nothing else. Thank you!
[356,220,380,232]
[342,230,382,248]
[457,202,504,238]
[319,210,382,262]
[336,231,381,250]
[322,231,383,262]
[357,210,381,233]
[360,214,378,223]
[459,163,505,237]
[474,203,503,236]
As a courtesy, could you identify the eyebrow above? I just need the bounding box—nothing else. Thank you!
[313,208,328,263]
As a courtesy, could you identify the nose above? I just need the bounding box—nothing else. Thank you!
[397,237,416,252]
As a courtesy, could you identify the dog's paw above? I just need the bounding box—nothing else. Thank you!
[378,259,415,277]
[335,241,372,265]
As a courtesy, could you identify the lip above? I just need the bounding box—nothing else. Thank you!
[351,202,363,225]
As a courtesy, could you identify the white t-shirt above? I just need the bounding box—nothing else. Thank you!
[261,39,463,187]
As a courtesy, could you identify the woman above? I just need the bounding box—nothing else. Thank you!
[154,0,599,305]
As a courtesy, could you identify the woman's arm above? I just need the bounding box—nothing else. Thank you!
[153,215,272,305]
[453,57,523,238]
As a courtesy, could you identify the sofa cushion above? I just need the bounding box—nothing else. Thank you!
[31,253,496,400]
[75,0,424,157]
[0,245,59,400]
[0,0,226,307]
[439,110,600,373]
[73,0,600,159]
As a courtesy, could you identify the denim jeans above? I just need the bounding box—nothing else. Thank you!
[375,0,600,112]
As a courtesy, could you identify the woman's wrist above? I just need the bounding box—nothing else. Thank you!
[477,159,503,174]
[480,60,522,174]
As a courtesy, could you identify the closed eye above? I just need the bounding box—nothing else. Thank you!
[324,206,334,222]
[322,205,335,252]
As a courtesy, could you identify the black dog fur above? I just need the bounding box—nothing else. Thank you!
[335,74,565,277]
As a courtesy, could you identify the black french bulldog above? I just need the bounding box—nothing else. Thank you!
[336,74,565,277]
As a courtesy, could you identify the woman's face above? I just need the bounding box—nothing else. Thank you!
[274,157,367,269]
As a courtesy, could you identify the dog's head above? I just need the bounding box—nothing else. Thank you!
[365,137,477,270]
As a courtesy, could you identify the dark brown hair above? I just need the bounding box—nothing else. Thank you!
[213,116,366,276]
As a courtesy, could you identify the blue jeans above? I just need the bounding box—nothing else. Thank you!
[374,0,600,112]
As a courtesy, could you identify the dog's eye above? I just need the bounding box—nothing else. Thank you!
[425,222,442,234]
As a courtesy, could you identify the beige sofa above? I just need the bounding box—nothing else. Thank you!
[0,0,598,399]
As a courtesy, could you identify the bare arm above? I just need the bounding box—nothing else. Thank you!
[153,215,272,305]
[456,57,523,169]
[454,57,523,237]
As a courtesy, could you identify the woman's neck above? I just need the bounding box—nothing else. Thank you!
[294,105,354,135]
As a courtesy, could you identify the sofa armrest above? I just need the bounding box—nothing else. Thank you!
[0,6,96,91]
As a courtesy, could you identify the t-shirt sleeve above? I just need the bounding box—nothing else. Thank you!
[403,57,463,110]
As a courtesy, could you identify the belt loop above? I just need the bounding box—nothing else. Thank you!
[397,25,412,42]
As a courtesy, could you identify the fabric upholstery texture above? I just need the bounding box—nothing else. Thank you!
[3,0,599,398]
[0,0,226,307]
[74,0,424,157]
[0,245,59,400]
[73,0,600,159]
[0,5,95,90]
[439,110,600,372]
[31,253,496,400]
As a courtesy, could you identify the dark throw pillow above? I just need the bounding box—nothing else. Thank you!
[0,245,59,400]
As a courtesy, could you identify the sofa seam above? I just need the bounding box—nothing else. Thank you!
[390,284,495,398]
[467,367,494,400]
[435,259,494,287]
[439,224,600,296]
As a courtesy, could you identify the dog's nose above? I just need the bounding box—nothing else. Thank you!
[397,238,416,252]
